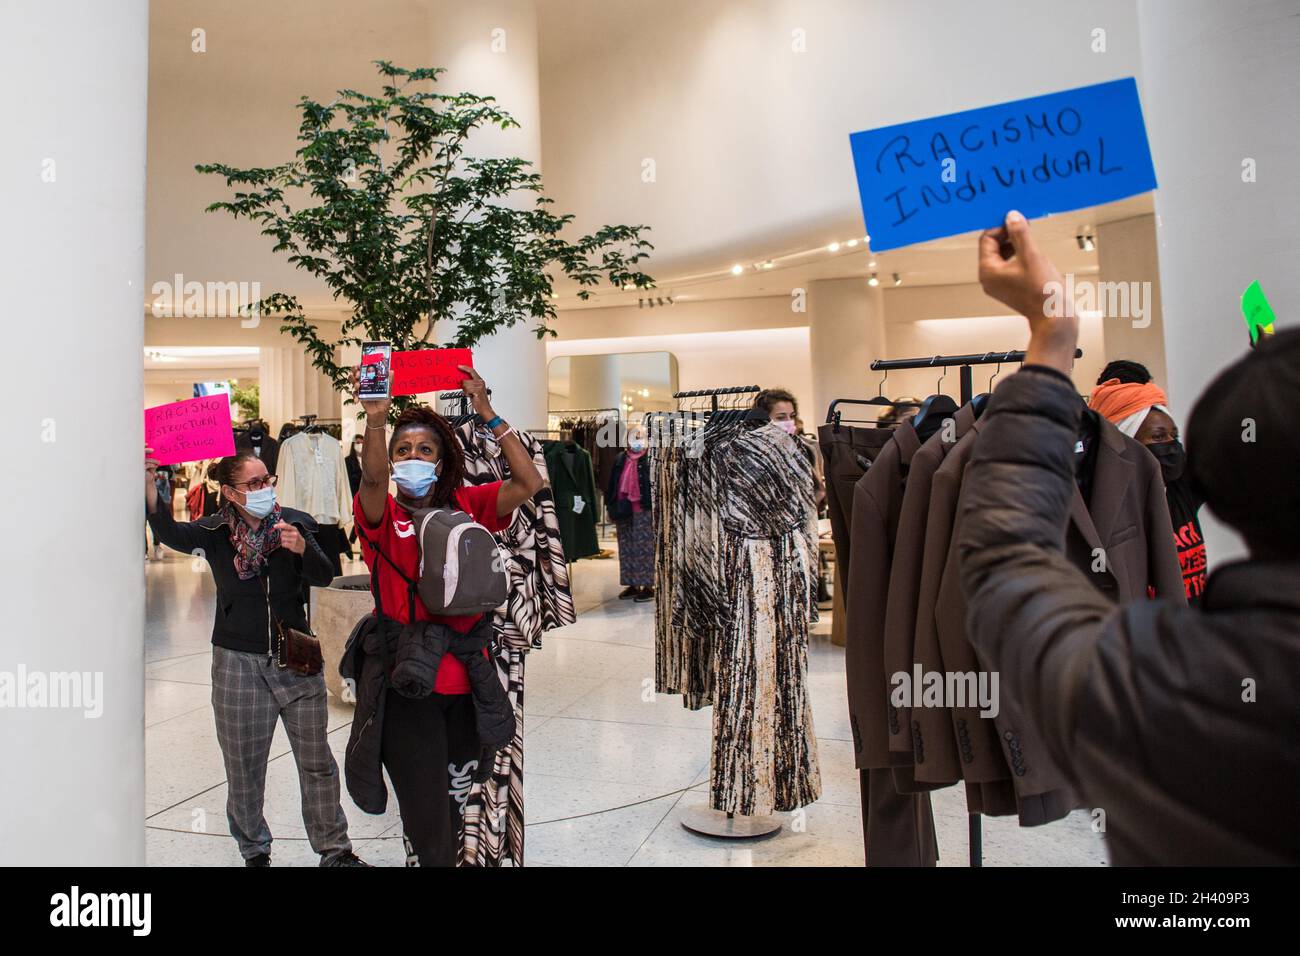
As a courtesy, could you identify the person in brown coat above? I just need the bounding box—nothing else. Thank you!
[960,209,1300,864]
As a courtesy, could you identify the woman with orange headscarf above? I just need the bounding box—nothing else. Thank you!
[1089,360,1207,604]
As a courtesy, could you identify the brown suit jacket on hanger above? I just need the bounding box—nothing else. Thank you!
[845,422,921,768]
[818,424,895,651]
[881,404,975,791]
[908,405,978,787]
[932,420,1021,816]
[820,421,937,866]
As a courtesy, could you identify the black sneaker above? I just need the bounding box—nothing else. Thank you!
[245,853,271,867]
[618,586,638,599]
[634,587,655,603]
[321,851,371,868]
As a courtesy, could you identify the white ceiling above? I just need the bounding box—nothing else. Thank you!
[145,0,1152,319]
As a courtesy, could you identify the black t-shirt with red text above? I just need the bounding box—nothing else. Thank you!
[1166,477,1207,606]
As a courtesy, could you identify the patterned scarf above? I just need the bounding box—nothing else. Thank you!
[222,501,283,580]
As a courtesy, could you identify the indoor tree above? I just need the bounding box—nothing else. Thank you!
[196,61,654,414]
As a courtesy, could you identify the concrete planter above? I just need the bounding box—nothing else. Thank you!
[310,574,373,702]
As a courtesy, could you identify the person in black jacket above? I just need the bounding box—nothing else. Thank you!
[604,424,654,601]
[345,434,364,557]
[960,209,1300,864]
[145,449,367,868]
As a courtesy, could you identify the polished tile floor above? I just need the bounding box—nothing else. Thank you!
[144,536,1108,867]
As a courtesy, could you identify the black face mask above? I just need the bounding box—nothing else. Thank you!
[1147,439,1186,483]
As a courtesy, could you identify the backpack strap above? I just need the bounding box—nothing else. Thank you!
[358,527,419,624]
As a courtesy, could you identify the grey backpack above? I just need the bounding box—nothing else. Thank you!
[411,507,509,616]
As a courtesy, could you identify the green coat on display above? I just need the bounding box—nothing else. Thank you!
[542,440,601,562]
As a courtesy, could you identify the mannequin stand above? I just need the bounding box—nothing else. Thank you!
[680,807,782,839]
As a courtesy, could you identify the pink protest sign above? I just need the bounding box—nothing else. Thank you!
[145,393,236,465]
[391,347,473,396]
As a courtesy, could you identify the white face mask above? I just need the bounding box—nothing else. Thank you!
[391,459,439,498]
[242,486,277,518]
[775,419,798,435]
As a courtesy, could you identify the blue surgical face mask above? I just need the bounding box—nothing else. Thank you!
[628,439,646,453]
[392,459,439,498]
[242,486,277,519]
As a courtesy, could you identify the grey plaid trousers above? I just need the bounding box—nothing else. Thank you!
[211,646,351,863]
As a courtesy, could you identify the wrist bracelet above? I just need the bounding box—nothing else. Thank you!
[366,422,387,431]
[482,414,504,430]
[497,426,516,444]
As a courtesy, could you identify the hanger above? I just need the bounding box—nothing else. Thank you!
[969,355,1002,418]
[867,367,893,406]
[912,358,959,436]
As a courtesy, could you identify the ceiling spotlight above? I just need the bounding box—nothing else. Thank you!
[828,242,841,253]
[761,260,774,270]
[638,298,644,309]
[550,292,559,299]
[1076,234,1096,252]
[892,272,902,286]
[869,260,877,268]
[731,264,744,275]
[863,235,870,243]
[656,297,665,307]
[846,239,859,248]
[666,296,674,305]
[648,297,655,308]
[867,272,880,287]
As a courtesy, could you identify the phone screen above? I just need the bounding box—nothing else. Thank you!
[358,342,392,401]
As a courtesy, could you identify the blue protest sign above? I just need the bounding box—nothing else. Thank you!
[849,77,1157,252]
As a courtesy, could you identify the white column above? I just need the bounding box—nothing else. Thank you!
[258,347,340,435]
[808,278,887,425]
[1137,0,1300,565]
[0,0,149,865]
[1096,214,1168,386]
[428,0,548,431]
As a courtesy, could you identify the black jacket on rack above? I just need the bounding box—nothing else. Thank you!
[234,425,280,475]
[542,440,600,561]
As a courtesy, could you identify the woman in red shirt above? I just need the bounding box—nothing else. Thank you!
[351,364,543,866]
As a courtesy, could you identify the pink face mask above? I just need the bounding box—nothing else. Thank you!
[775,419,798,435]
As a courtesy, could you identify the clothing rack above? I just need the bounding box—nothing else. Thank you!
[549,407,620,417]
[860,347,1083,869]
[870,349,1084,405]
[437,388,491,423]
[672,385,760,413]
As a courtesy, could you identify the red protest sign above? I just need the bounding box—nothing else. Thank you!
[145,393,236,466]
[391,348,473,396]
